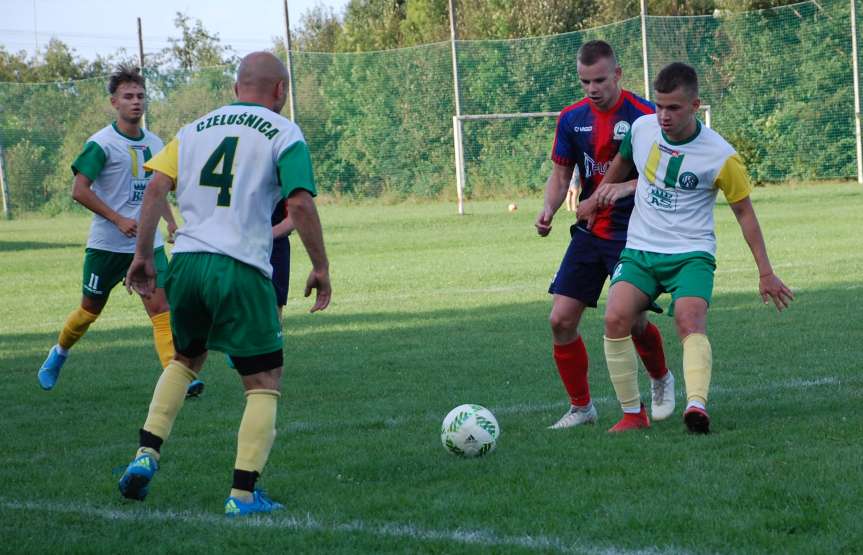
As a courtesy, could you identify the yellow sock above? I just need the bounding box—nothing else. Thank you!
[142,360,196,441]
[235,389,280,475]
[150,311,175,369]
[682,333,712,406]
[58,306,99,350]
[604,335,641,411]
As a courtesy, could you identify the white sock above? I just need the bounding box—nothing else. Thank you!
[56,344,70,357]
[686,400,705,411]
[623,405,642,414]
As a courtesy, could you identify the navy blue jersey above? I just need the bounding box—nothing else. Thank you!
[271,197,287,226]
[551,90,654,240]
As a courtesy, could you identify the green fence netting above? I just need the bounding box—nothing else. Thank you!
[0,0,857,216]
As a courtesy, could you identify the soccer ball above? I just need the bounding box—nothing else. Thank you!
[440,404,500,457]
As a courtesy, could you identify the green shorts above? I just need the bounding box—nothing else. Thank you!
[82,247,168,300]
[165,252,282,358]
[610,249,716,316]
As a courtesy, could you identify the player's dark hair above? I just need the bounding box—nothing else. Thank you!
[654,62,699,97]
[107,64,145,95]
[577,40,617,66]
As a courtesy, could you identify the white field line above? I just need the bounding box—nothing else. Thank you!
[0,375,844,467]
[0,498,677,555]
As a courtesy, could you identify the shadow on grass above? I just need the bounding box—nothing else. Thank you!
[2,282,858,394]
[0,240,82,252]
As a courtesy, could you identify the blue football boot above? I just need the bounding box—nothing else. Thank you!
[224,489,284,517]
[118,453,159,501]
[186,379,205,398]
[37,345,68,391]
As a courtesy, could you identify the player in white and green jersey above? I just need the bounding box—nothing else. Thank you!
[585,63,794,434]
[117,52,331,517]
[36,65,179,392]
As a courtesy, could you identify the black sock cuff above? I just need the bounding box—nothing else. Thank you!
[232,469,260,492]
[139,428,164,452]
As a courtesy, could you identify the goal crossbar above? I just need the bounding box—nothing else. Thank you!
[452,105,711,214]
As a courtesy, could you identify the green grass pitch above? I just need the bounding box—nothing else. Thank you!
[1,182,861,554]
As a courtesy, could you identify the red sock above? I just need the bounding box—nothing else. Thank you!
[632,322,669,380]
[553,337,590,407]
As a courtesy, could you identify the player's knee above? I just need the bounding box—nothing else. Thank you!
[549,311,577,337]
[604,309,632,337]
[242,368,283,392]
[674,314,704,338]
[630,314,649,337]
[81,296,106,315]
[143,295,170,317]
[234,350,284,386]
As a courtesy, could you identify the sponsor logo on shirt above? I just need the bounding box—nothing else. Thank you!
[130,179,148,204]
[659,144,681,157]
[613,121,630,140]
[647,185,676,211]
[583,153,609,179]
[573,126,593,132]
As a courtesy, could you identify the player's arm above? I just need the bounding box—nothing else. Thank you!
[286,190,331,313]
[71,141,138,237]
[577,154,637,230]
[719,154,793,311]
[71,173,138,238]
[729,197,793,311]
[278,138,330,312]
[160,196,178,243]
[126,137,179,297]
[272,201,295,238]
[125,172,173,297]
[535,162,574,237]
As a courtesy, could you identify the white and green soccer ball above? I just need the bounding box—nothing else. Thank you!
[440,404,500,457]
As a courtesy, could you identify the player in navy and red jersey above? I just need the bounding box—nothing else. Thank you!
[535,40,674,429]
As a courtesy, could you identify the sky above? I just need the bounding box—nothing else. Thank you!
[0,0,350,61]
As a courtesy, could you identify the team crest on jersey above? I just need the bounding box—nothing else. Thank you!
[613,121,630,140]
[678,171,699,190]
[583,153,609,179]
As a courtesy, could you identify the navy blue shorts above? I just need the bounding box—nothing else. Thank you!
[548,225,625,307]
[271,236,291,307]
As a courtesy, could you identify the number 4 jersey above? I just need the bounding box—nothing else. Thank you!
[72,123,165,253]
[144,102,317,278]
[620,115,752,256]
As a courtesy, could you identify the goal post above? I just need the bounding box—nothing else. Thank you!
[453,111,559,215]
[452,105,712,214]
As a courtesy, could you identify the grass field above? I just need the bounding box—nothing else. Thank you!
[1,182,862,554]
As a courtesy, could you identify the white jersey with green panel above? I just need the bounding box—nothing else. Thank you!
[72,123,165,253]
[144,102,316,278]
[619,116,752,256]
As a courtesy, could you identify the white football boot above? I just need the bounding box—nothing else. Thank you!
[548,403,598,429]
[650,371,676,421]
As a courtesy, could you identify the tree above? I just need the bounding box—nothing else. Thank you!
[293,6,344,52]
[155,12,235,70]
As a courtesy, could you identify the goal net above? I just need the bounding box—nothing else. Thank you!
[453,105,712,214]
